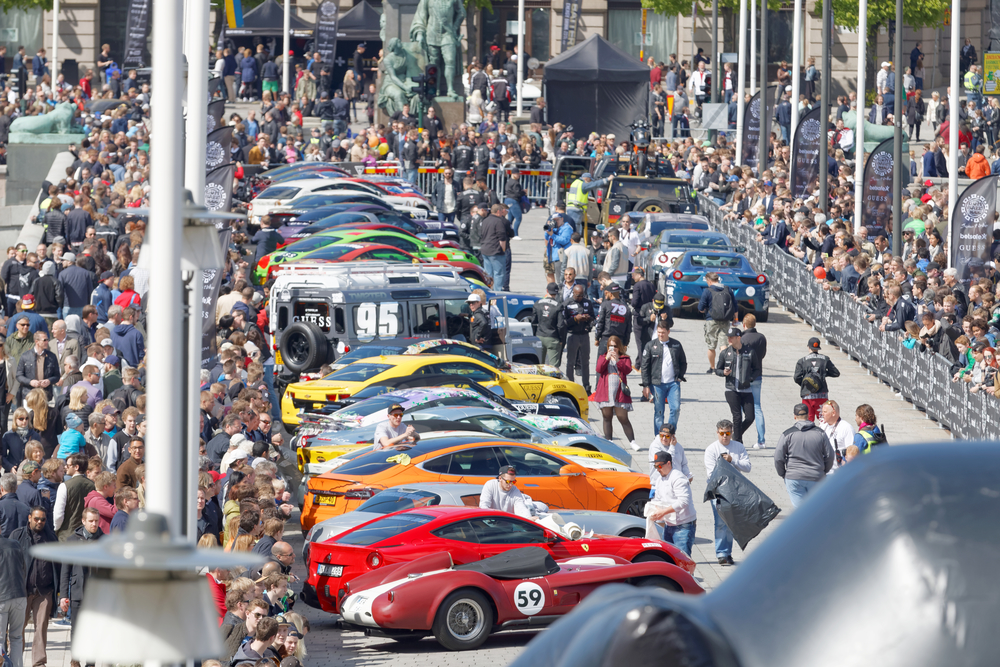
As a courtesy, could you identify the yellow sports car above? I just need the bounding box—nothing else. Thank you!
[281,354,590,426]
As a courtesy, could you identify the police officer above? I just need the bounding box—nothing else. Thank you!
[455,177,483,252]
[566,172,610,233]
[532,283,565,366]
[473,134,491,181]
[965,64,983,109]
[453,137,474,176]
[563,284,596,393]
[594,282,631,356]
[467,292,490,349]
[638,292,673,364]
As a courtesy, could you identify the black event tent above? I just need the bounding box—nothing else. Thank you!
[224,0,314,37]
[543,35,649,139]
[337,1,382,41]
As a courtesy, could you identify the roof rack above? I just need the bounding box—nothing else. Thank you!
[273,261,469,290]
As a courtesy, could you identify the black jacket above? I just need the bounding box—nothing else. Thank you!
[531,296,564,340]
[715,345,762,391]
[638,301,673,335]
[562,297,596,335]
[640,337,688,387]
[0,493,30,538]
[503,177,525,201]
[58,524,103,600]
[594,298,631,345]
[470,307,490,346]
[740,327,767,361]
[401,139,418,169]
[453,144,474,172]
[9,524,60,598]
[479,214,508,257]
[0,536,26,602]
[30,275,62,314]
[630,279,655,315]
[15,348,60,405]
[455,188,483,226]
[885,297,916,332]
[44,210,67,244]
[793,351,841,398]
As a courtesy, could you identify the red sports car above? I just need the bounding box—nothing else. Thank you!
[301,506,697,614]
[339,546,703,650]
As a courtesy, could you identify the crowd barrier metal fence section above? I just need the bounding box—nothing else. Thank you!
[698,195,1000,441]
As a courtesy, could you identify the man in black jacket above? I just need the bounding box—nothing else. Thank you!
[532,283,565,366]
[740,314,768,449]
[16,332,59,406]
[792,337,841,420]
[563,285,596,393]
[453,138,473,175]
[641,320,688,437]
[331,89,350,136]
[594,283,631,356]
[467,293,490,349]
[879,282,916,334]
[455,177,482,251]
[0,474,30,538]
[10,508,59,667]
[0,532,26,667]
[479,203,509,290]
[715,327,762,444]
[630,268,656,359]
[58,507,102,647]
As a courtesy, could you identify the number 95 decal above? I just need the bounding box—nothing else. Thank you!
[513,581,545,616]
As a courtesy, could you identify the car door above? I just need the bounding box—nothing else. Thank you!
[498,445,599,510]
[368,234,422,255]
[427,518,488,564]
[358,248,416,263]
[408,300,446,337]
[464,516,556,561]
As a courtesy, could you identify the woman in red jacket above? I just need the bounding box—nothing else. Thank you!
[590,335,638,451]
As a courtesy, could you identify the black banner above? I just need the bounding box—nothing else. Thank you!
[206,126,234,172]
[951,174,999,285]
[123,0,151,69]
[207,99,226,134]
[201,226,233,364]
[861,137,895,239]
[790,106,823,197]
[313,0,340,65]
[205,163,237,213]
[741,90,763,175]
[561,0,582,52]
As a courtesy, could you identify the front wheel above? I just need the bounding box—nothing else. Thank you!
[635,152,648,178]
[432,589,494,651]
[618,490,648,517]
[632,575,682,592]
[755,308,770,323]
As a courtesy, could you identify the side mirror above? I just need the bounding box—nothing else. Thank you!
[559,463,586,476]
[546,533,560,544]
[736,245,747,253]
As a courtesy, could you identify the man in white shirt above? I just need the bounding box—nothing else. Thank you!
[818,399,855,469]
[372,403,420,451]
[876,62,890,95]
[479,465,531,517]
[688,61,709,108]
[619,215,640,271]
[704,419,751,565]
[646,451,696,555]
[647,424,692,484]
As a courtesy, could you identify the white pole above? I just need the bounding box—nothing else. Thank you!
[749,0,756,94]
[947,1,959,263]
[735,0,748,165]
[516,0,525,117]
[147,0,185,537]
[790,0,802,135]
[51,0,59,73]
[184,0,209,206]
[282,0,291,95]
[853,0,867,230]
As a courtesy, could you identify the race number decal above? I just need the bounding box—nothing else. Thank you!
[513,582,545,616]
[355,302,401,339]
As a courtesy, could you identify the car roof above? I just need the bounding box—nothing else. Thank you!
[319,437,559,474]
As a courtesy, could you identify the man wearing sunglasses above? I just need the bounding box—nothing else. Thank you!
[479,465,532,518]
[646,451,696,555]
[704,419,750,566]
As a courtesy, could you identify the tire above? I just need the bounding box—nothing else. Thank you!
[432,589,494,651]
[755,308,770,323]
[516,312,534,323]
[620,528,646,538]
[632,575,682,592]
[618,490,648,517]
[279,321,329,374]
[545,393,580,416]
[636,152,648,178]
[632,551,667,563]
[633,198,667,214]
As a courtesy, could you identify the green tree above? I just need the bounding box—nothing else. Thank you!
[641,0,784,59]
[0,0,52,10]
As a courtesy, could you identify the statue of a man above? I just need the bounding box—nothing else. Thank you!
[377,38,420,118]
[409,0,465,99]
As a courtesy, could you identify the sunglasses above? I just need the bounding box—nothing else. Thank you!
[717,431,732,436]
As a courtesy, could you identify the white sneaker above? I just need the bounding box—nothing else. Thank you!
[629,440,640,451]
[512,236,522,240]
[754,442,766,450]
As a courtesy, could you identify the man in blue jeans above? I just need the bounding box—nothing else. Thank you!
[478,203,509,290]
[704,420,751,565]
[640,319,687,437]
[646,450,696,556]
[740,314,767,448]
[773,403,835,508]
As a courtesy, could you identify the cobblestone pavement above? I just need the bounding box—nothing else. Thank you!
[32,209,953,667]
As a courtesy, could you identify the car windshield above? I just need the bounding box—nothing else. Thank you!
[609,179,692,203]
[280,237,337,254]
[688,254,748,269]
[299,213,372,235]
[333,346,406,367]
[257,186,301,200]
[660,234,730,249]
[355,490,441,514]
[647,219,710,236]
[336,513,435,546]
[323,363,392,382]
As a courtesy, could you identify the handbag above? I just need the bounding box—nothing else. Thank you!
[519,193,531,212]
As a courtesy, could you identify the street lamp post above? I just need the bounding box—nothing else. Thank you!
[735,0,748,165]
[947,0,960,255]
[854,0,868,230]
[516,0,525,117]
[750,0,756,94]
[790,0,802,137]
[819,0,830,214]
[283,0,291,95]
[758,0,768,175]
[891,0,903,256]
[184,0,209,207]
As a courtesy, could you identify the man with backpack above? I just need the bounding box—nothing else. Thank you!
[793,337,841,420]
[698,273,736,373]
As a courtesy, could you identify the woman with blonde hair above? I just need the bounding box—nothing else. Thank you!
[62,385,93,429]
[16,440,45,483]
[283,611,309,660]
[25,389,59,456]
[343,69,358,121]
[230,534,255,553]
[3,410,40,473]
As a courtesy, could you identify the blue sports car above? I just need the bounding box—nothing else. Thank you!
[660,249,770,322]
[641,229,738,280]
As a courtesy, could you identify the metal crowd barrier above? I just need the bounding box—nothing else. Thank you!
[698,195,1000,441]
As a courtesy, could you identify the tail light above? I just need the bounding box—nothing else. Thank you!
[756,274,767,284]
[325,393,349,401]
[435,253,449,261]
[672,270,683,280]
[257,256,270,271]
[276,241,289,249]
[367,551,383,568]
[334,488,376,500]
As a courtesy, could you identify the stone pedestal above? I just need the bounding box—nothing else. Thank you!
[433,98,466,133]
[5,141,84,205]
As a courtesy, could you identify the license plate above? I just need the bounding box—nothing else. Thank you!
[312,493,339,507]
[427,233,443,240]
[317,564,343,577]
[275,350,283,364]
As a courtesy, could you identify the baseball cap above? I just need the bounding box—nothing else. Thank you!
[388,403,405,415]
[546,282,559,295]
[63,252,77,262]
[793,403,810,416]
[581,172,593,179]
[100,270,114,280]
[466,293,482,303]
[52,236,67,245]
[499,465,517,477]
[21,294,34,309]
[102,404,119,415]
[727,327,742,338]
[807,337,821,350]
[100,338,113,347]
[606,283,621,294]
[104,354,121,366]
[228,450,249,462]
[22,461,39,475]
[653,451,673,465]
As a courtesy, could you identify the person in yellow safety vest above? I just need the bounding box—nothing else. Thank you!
[965,65,983,107]
[565,172,610,234]
[852,403,886,454]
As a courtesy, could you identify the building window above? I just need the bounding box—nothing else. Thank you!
[530,8,550,62]
[0,8,43,61]
[608,9,676,64]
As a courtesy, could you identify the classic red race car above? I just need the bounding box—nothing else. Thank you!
[301,506,697,614]
[339,546,704,650]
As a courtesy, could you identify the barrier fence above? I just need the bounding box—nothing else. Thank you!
[339,163,553,205]
[699,195,1000,441]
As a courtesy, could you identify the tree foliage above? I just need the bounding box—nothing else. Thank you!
[641,0,783,18]
[0,0,52,10]
[816,0,949,32]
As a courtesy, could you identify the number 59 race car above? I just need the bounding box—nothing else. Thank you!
[339,546,703,650]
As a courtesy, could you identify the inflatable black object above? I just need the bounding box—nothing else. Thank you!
[704,457,781,549]
[511,444,1000,667]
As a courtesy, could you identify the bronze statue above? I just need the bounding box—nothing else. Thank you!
[409,0,465,99]
[377,38,421,118]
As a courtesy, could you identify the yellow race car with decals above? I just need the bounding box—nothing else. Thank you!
[281,354,590,426]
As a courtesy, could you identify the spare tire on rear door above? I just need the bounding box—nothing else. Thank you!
[279,321,330,374]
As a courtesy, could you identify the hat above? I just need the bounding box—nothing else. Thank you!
[388,403,405,415]
[21,294,34,309]
[100,338,113,347]
[926,261,941,271]
[66,412,83,429]
[466,293,482,303]
[228,449,249,462]
[62,252,77,262]
[653,451,673,465]
[22,461,39,475]
[727,327,742,338]
[606,283,621,293]
[581,172,593,179]
[546,282,559,295]
[102,404,119,415]
[104,354,121,366]
[793,403,810,416]
[807,337,821,350]
[280,658,302,667]
[653,293,665,303]
[252,292,264,306]
[100,270,114,280]
[229,433,249,449]
[499,465,517,477]
[52,236,67,245]
[882,61,890,67]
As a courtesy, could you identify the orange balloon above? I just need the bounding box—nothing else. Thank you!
[813,266,826,280]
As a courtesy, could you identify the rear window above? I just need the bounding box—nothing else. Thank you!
[355,490,441,514]
[610,180,691,202]
[688,254,747,269]
[324,363,392,382]
[661,234,730,249]
[299,213,371,235]
[300,245,359,261]
[257,186,301,200]
[336,513,435,546]
[333,346,405,367]
[282,237,336,253]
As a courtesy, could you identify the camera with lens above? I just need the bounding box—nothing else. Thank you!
[543,223,552,231]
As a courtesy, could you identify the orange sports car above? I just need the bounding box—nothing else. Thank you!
[300,435,652,531]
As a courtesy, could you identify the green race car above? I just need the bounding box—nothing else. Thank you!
[254,226,480,284]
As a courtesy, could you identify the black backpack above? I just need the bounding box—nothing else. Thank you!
[801,356,828,393]
[708,288,733,321]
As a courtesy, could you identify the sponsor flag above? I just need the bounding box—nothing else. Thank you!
[561,0,582,52]
[861,138,895,239]
[206,126,234,172]
[207,99,226,134]
[951,174,999,284]
[741,90,763,175]
[313,0,340,65]
[201,225,233,364]
[123,0,151,69]
[790,106,823,197]
[205,163,237,215]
